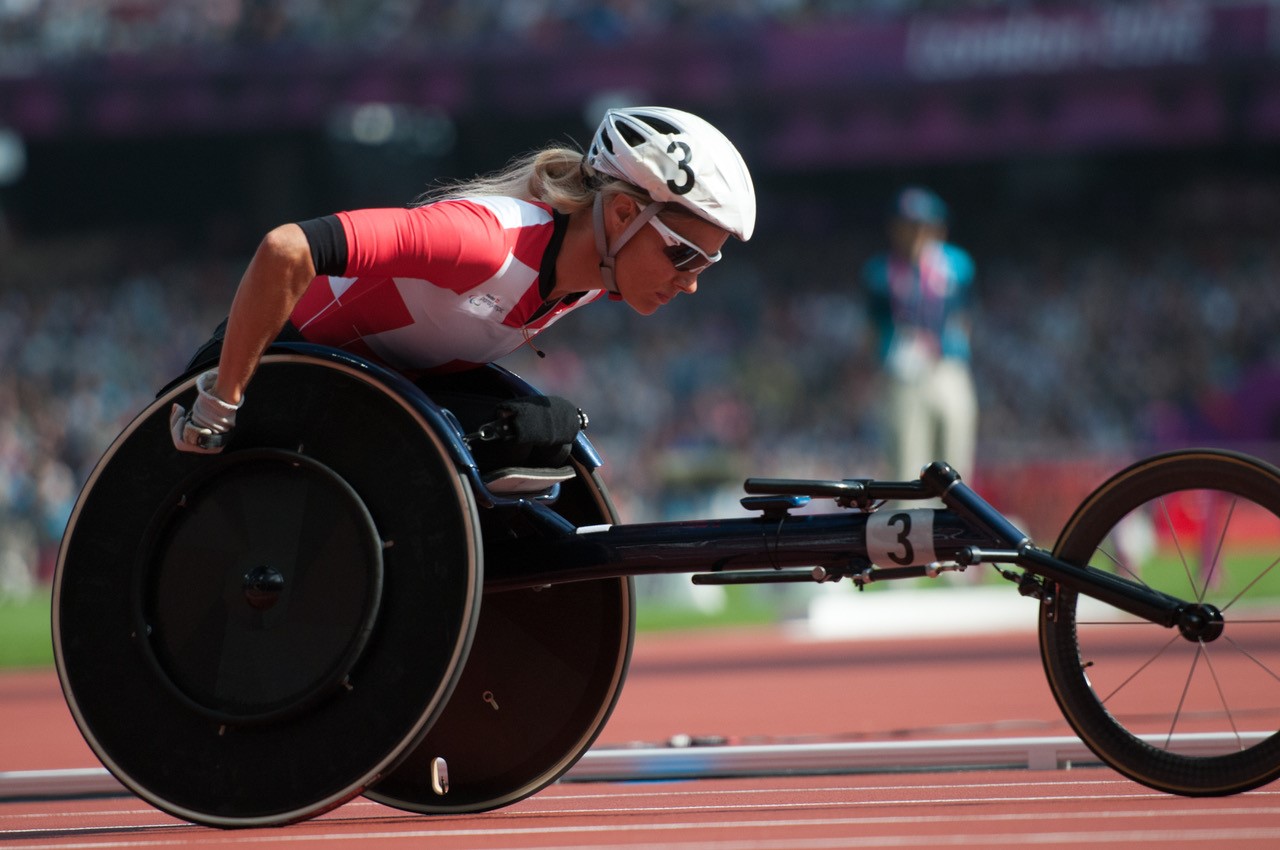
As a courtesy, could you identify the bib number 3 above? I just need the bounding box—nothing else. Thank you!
[866,509,936,568]
[667,141,695,195]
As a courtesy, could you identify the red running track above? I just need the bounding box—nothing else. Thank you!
[4,621,1280,848]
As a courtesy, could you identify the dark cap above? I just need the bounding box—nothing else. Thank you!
[893,186,948,225]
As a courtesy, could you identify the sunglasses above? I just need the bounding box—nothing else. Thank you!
[648,216,722,274]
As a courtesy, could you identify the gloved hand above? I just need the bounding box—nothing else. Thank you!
[169,370,242,454]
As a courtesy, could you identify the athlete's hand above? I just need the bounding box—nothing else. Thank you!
[169,370,241,454]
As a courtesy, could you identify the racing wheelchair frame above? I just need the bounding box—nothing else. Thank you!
[53,345,1280,827]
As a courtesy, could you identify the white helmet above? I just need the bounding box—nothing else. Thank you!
[587,106,755,241]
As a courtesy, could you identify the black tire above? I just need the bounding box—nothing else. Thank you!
[1040,448,1280,796]
[53,354,483,827]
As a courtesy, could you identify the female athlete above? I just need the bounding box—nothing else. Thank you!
[170,105,755,453]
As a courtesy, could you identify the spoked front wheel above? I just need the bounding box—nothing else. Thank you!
[1040,448,1280,796]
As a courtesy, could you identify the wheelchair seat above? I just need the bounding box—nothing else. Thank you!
[483,465,578,495]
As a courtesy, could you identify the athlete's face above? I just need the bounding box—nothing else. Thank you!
[616,208,730,316]
[890,218,945,262]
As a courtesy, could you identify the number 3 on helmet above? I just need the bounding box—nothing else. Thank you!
[587,106,756,242]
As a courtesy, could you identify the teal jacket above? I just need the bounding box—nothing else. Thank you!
[863,241,975,364]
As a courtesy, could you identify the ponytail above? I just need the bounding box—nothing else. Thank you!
[415,146,649,214]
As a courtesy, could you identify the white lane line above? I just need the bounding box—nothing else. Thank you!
[355,791,1256,819]
[537,777,1142,801]
[0,810,163,821]
[0,788,1218,829]
[6,803,1280,846]
[5,786,1275,827]
[323,829,1280,850]
[5,822,1280,850]
[0,778,1147,821]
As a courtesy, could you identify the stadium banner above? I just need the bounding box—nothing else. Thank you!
[0,1,1276,163]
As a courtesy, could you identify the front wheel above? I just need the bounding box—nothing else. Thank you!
[1040,449,1280,796]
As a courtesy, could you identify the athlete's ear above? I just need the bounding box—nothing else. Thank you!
[607,193,640,228]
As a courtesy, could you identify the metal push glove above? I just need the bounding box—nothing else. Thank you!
[169,370,241,454]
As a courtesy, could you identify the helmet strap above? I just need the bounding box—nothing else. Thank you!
[593,196,662,294]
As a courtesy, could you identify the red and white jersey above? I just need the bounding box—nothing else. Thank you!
[290,197,604,374]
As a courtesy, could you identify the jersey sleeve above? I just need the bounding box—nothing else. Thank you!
[334,202,514,294]
[297,215,348,276]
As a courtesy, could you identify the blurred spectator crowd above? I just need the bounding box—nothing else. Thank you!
[4,166,1280,598]
[0,232,237,597]
[0,0,1114,67]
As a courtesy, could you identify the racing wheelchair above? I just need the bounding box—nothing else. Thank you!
[53,344,1280,827]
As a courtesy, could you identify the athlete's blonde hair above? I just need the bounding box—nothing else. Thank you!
[417,146,656,215]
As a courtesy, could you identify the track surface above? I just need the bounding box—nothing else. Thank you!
[4,604,1280,849]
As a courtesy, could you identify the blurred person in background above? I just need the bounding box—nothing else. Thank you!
[862,186,977,483]
[169,106,755,454]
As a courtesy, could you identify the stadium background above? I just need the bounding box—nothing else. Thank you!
[2,0,1280,610]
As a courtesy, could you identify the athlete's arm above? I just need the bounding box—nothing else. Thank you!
[171,222,317,453]
[214,223,317,404]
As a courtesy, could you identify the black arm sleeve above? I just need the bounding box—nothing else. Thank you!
[296,215,349,276]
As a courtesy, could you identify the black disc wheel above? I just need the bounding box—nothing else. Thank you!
[367,464,635,814]
[1040,448,1280,796]
[138,449,384,726]
[53,353,482,827]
